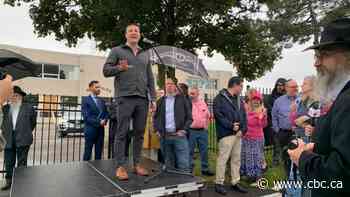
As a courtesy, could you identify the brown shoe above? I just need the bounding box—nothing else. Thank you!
[116,167,128,181]
[1,183,11,191]
[134,164,149,176]
[1,180,11,191]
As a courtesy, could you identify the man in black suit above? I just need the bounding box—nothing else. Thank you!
[1,86,36,190]
[82,81,108,161]
[288,18,350,196]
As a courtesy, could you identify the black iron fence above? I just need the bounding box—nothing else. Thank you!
[0,95,110,176]
[1,87,273,175]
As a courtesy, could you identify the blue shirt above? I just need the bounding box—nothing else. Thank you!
[90,94,101,111]
[272,95,296,132]
[165,96,176,132]
[90,94,98,104]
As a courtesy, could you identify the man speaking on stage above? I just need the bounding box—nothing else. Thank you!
[103,23,156,181]
[288,18,350,196]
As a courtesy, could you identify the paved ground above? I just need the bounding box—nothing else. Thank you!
[0,182,281,197]
[0,180,9,197]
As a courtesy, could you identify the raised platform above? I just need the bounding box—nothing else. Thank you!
[10,158,205,197]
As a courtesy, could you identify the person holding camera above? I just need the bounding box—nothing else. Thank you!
[288,18,350,197]
[213,76,248,195]
[289,76,318,142]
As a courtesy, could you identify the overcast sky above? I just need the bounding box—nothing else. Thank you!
[0,3,317,88]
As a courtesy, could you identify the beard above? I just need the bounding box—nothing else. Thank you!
[315,64,350,103]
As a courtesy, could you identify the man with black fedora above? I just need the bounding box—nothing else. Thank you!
[1,86,36,190]
[288,18,350,196]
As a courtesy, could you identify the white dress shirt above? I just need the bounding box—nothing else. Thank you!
[10,102,21,129]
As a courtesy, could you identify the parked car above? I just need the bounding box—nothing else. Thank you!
[56,112,84,137]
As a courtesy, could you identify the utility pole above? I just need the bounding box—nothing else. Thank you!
[308,0,319,45]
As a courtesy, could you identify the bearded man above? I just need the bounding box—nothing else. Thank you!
[288,18,350,196]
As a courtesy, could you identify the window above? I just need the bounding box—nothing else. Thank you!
[35,63,80,80]
[43,64,59,79]
[61,96,78,104]
[61,96,79,108]
[186,78,218,90]
[60,65,80,80]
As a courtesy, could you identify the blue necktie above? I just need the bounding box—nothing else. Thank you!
[92,96,102,112]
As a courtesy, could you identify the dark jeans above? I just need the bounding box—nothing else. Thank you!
[188,129,209,172]
[109,120,132,158]
[161,135,190,171]
[157,149,164,163]
[83,127,104,161]
[276,129,294,176]
[263,126,274,146]
[108,119,117,158]
[4,146,30,181]
[272,131,281,164]
[114,96,148,167]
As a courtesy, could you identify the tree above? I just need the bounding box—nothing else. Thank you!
[266,0,350,45]
[5,0,288,84]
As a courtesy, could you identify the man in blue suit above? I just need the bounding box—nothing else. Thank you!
[82,80,108,161]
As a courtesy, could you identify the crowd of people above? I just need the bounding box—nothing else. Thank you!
[0,18,349,197]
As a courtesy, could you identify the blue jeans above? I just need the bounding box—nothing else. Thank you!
[189,129,209,172]
[161,135,190,171]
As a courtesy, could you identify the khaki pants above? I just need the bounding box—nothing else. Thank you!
[215,134,241,185]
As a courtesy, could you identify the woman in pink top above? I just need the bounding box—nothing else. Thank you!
[240,89,268,181]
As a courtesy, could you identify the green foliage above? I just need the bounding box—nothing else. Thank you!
[263,146,286,187]
[4,0,283,82]
[266,0,350,45]
[4,0,349,82]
